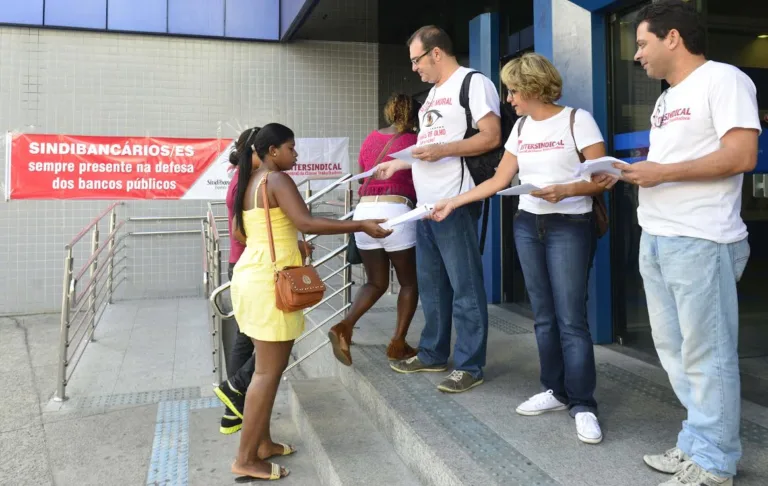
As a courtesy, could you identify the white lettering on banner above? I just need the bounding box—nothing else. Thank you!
[28,142,195,157]
[181,137,350,200]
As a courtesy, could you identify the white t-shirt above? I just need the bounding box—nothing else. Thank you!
[506,107,604,215]
[639,61,762,244]
[412,66,501,205]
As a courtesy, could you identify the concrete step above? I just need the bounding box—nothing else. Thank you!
[334,344,558,486]
[289,377,422,486]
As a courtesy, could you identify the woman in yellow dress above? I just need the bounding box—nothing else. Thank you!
[229,123,392,482]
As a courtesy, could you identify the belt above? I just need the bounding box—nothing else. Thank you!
[359,195,414,209]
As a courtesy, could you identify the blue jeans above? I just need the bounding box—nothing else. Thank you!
[639,232,749,478]
[416,205,488,378]
[513,210,597,416]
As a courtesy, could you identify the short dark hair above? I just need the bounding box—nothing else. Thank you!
[636,0,706,56]
[407,25,454,57]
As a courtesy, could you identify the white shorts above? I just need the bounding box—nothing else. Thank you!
[352,201,416,252]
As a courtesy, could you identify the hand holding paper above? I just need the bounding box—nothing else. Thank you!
[380,204,434,230]
[576,156,630,181]
[347,167,376,183]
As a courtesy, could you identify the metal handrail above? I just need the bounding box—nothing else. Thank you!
[55,204,125,402]
[67,202,122,248]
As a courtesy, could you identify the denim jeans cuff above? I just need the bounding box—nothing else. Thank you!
[569,405,598,418]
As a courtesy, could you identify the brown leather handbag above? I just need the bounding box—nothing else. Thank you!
[260,174,326,312]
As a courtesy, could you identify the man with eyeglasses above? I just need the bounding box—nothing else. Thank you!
[375,25,501,393]
[615,2,761,485]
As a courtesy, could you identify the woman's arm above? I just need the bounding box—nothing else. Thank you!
[270,172,391,237]
[451,150,519,208]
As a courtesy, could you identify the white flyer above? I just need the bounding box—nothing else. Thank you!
[496,183,541,197]
[387,145,421,165]
[576,156,629,181]
[380,204,435,229]
[346,167,376,183]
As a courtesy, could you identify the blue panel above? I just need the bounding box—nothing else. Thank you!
[45,0,107,29]
[470,12,503,304]
[533,0,553,60]
[168,0,224,37]
[614,130,651,151]
[280,0,306,38]
[226,0,279,40]
[0,0,44,25]
[108,0,167,33]
[588,12,613,345]
[568,0,620,12]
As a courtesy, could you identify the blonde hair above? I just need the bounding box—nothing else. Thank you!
[500,53,562,104]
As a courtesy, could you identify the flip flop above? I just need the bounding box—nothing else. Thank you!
[264,443,296,459]
[235,463,289,482]
[328,326,352,366]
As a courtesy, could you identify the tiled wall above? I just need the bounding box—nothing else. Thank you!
[0,27,379,315]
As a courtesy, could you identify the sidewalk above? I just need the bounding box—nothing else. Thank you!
[1,296,766,485]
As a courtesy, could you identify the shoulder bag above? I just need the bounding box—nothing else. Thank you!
[260,173,326,312]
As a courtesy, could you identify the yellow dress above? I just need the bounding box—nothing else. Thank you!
[230,193,305,342]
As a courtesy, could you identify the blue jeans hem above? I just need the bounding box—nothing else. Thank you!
[569,405,598,417]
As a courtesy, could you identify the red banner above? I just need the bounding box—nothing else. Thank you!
[5,133,232,200]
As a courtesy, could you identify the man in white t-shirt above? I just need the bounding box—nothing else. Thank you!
[617,2,761,485]
[376,25,501,393]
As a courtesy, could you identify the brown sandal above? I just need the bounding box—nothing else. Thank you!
[328,324,353,366]
[386,339,418,361]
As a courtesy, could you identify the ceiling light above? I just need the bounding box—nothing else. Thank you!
[758,34,768,39]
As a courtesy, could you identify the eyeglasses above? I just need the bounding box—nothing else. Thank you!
[410,50,431,65]
[652,89,668,128]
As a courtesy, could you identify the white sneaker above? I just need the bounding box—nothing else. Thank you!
[658,461,732,486]
[515,390,568,416]
[644,447,690,474]
[575,412,603,444]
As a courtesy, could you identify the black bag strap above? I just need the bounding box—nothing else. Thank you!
[460,71,479,137]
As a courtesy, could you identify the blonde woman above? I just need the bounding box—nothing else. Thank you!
[432,53,614,444]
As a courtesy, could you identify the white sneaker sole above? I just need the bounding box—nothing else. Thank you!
[515,404,568,416]
[577,432,603,445]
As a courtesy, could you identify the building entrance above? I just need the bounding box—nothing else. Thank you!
[609,1,768,388]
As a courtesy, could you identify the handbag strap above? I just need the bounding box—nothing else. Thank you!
[259,173,278,271]
[569,108,587,163]
[359,132,405,196]
[260,172,312,269]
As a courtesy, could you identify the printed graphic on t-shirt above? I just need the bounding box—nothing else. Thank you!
[653,107,692,127]
[518,139,566,153]
[418,97,451,144]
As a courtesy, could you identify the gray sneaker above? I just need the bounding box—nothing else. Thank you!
[658,461,732,486]
[436,370,484,393]
[644,447,690,474]
[390,356,448,374]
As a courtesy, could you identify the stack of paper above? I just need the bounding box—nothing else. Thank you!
[380,204,435,230]
[575,156,629,181]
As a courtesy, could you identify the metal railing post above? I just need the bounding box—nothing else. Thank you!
[213,239,223,384]
[343,181,353,308]
[107,210,116,304]
[55,248,74,402]
[87,225,100,341]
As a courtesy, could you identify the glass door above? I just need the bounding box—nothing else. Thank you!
[608,1,664,350]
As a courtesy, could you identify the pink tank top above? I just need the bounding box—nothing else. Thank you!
[357,131,417,202]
